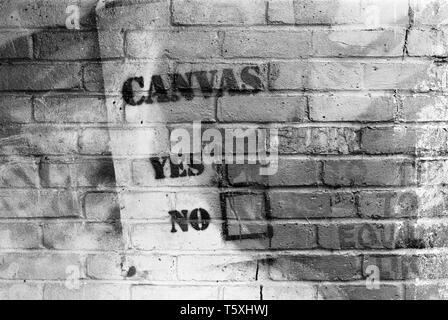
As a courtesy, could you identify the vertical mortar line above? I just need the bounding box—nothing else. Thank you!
[265,0,269,25]
[30,95,36,123]
[169,0,175,26]
[305,94,311,122]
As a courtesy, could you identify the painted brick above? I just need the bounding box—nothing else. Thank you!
[132,285,219,300]
[43,222,123,250]
[172,0,267,25]
[318,284,402,300]
[269,191,356,219]
[317,222,406,250]
[0,223,41,249]
[270,223,317,249]
[268,254,362,281]
[178,255,259,281]
[218,95,306,123]
[268,0,409,26]
[227,158,320,186]
[0,190,80,218]
[223,30,312,58]
[126,31,220,59]
[312,30,405,57]
[309,94,396,122]
[34,96,108,123]
[44,283,130,300]
[323,159,417,187]
[0,253,83,280]
[0,64,82,91]
[279,127,360,154]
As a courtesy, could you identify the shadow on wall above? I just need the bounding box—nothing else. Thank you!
[1,0,448,299]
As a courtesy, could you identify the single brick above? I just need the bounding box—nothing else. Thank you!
[312,30,405,57]
[0,283,42,300]
[363,61,440,91]
[132,285,219,300]
[0,253,83,280]
[407,28,448,57]
[227,158,320,186]
[0,0,79,28]
[420,160,448,185]
[34,96,108,123]
[222,286,261,300]
[218,95,306,123]
[0,190,80,218]
[96,0,171,30]
[358,190,419,219]
[0,63,82,91]
[0,127,78,155]
[119,192,174,220]
[269,191,356,219]
[0,96,33,124]
[44,283,130,300]
[126,31,220,59]
[402,220,448,249]
[279,127,360,154]
[172,0,267,25]
[405,282,448,300]
[177,255,259,281]
[34,31,102,60]
[73,159,117,187]
[412,0,448,27]
[268,254,362,281]
[309,93,396,122]
[323,159,417,187]
[83,62,104,92]
[318,284,402,300]
[270,223,317,249]
[223,30,311,58]
[0,161,39,187]
[84,192,120,221]
[318,222,406,250]
[269,61,363,90]
[0,32,32,59]
[80,127,169,156]
[401,95,448,122]
[361,127,419,154]
[362,127,448,155]
[262,284,317,300]
[268,0,409,26]
[363,254,448,280]
[43,222,123,250]
[126,97,216,123]
[86,253,176,281]
[0,223,40,249]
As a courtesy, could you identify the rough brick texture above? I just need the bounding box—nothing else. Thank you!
[0,0,448,301]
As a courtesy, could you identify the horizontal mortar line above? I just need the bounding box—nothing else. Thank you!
[265,186,436,192]
[0,154,425,162]
[123,25,409,32]
[209,122,448,128]
[0,58,121,63]
[220,55,417,60]
[113,217,448,225]
[0,89,439,95]
[2,247,448,256]
[167,24,411,31]
[124,56,437,63]
[0,279,433,287]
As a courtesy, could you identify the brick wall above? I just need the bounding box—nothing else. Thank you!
[1,0,448,300]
